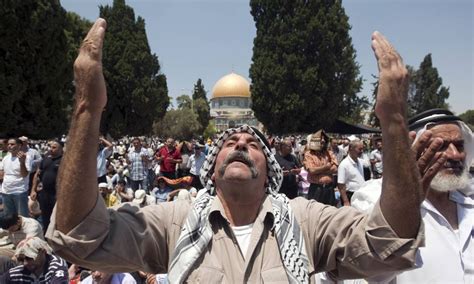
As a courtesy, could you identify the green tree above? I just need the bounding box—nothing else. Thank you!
[410,54,450,114]
[99,0,168,137]
[154,96,201,140]
[370,65,417,127]
[459,110,474,130]
[203,121,217,140]
[176,94,192,109]
[192,79,211,132]
[0,0,71,138]
[249,0,364,133]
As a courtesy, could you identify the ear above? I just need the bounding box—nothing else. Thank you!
[211,172,215,181]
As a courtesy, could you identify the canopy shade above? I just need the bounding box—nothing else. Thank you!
[326,119,381,134]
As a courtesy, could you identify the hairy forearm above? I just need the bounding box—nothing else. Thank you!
[56,107,102,233]
[379,116,421,238]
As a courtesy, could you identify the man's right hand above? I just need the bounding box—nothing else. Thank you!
[409,130,447,195]
[73,18,107,114]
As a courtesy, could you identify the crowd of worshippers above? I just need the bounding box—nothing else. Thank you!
[0,131,386,219]
[0,115,472,283]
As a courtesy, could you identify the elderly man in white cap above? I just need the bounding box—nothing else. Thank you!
[45,19,444,283]
[351,108,474,283]
[1,236,68,282]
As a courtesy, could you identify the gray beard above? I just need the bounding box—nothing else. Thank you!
[430,167,470,193]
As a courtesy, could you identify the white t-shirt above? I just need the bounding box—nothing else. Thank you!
[1,153,32,194]
[337,156,365,193]
[231,223,254,258]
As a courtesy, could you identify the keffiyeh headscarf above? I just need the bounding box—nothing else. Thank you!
[168,125,309,283]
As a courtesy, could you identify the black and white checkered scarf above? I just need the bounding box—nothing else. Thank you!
[168,125,309,283]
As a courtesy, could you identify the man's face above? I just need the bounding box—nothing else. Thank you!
[49,142,62,157]
[280,141,292,156]
[429,123,468,192]
[166,138,175,149]
[213,133,267,186]
[330,139,338,149]
[19,251,46,274]
[7,139,19,153]
[352,143,364,158]
[0,139,6,151]
[133,139,141,150]
[376,141,382,150]
[99,186,108,198]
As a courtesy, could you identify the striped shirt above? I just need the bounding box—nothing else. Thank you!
[1,254,68,283]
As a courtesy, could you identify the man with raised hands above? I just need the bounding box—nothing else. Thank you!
[46,19,444,283]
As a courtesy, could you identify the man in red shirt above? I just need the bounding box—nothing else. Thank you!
[156,138,182,179]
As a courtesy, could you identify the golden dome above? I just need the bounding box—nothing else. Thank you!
[212,73,250,99]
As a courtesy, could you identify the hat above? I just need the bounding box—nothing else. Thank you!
[133,190,147,204]
[19,136,28,142]
[98,182,108,188]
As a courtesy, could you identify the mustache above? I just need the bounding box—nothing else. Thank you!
[217,150,259,178]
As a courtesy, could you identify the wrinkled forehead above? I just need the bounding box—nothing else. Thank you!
[224,132,261,146]
[427,122,462,138]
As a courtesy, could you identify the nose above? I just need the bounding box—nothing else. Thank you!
[234,138,249,152]
[445,143,463,160]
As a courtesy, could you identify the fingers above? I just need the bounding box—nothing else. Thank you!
[80,18,107,61]
[411,130,433,159]
[417,137,443,174]
[421,152,447,192]
[371,31,404,71]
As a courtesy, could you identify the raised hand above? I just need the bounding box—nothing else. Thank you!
[409,130,447,194]
[371,31,409,124]
[74,18,107,114]
[17,151,27,163]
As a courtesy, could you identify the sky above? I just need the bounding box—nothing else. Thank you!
[60,0,473,115]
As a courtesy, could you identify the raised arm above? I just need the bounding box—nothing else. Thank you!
[56,19,107,233]
[371,32,421,238]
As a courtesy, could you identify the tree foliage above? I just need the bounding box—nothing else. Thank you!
[409,54,450,115]
[0,0,73,138]
[192,79,211,133]
[369,54,450,127]
[99,0,168,137]
[459,110,474,130]
[249,0,364,133]
[154,95,201,140]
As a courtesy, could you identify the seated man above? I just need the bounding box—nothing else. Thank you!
[46,19,440,282]
[1,237,68,282]
[99,182,120,208]
[0,212,43,257]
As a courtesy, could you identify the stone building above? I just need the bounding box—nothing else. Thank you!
[210,72,258,132]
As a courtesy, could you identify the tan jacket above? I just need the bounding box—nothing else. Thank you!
[46,195,423,283]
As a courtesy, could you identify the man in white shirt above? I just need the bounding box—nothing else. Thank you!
[370,140,383,178]
[338,140,365,206]
[351,109,474,283]
[0,138,32,217]
[186,144,206,189]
